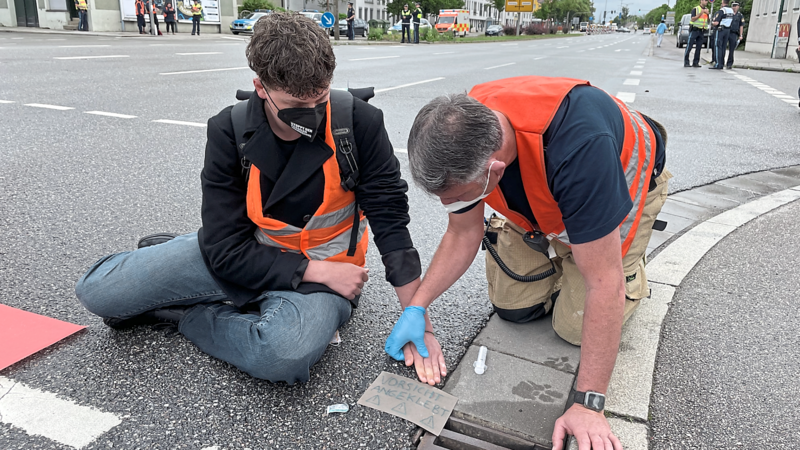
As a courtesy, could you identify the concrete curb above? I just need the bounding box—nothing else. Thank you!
[700,53,800,72]
[591,168,800,450]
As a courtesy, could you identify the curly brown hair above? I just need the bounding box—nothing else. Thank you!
[246,13,336,99]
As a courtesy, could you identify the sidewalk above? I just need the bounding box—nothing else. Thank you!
[418,165,800,449]
[701,48,800,72]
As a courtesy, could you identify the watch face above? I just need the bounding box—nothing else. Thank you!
[586,393,605,411]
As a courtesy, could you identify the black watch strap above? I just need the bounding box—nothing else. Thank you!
[573,390,605,412]
[574,391,586,405]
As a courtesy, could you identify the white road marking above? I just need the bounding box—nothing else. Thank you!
[58,45,110,48]
[54,55,129,60]
[782,99,798,104]
[24,103,74,110]
[349,55,400,61]
[557,46,569,48]
[395,148,408,153]
[614,49,622,52]
[153,119,207,127]
[623,79,640,85]
[85,111,137,119]
[534,56,547,60]
[11,37,24,40]
[774,94,796,99]
[47,38,67,41]
[501,43,518,46]
[374,77,445,93]
[175,52,223,55]
[0,376,122,449]
[219,36,246,41]
[484,62,515,70]
[633,65,644,68]
[0,100,15,104]
[630,70,642,75]
[434,51,455,55]
[616,92,636,103]
[160,66,249,75]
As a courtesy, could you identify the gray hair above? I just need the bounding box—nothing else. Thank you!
[407,93,502,194]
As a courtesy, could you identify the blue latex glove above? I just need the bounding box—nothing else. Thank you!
[384,306,429,360]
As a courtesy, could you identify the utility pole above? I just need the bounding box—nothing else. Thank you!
[333,0,340,40]
[148,0,156,35]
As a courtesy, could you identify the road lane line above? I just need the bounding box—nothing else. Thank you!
[175,52,223,55]
[634,65,644,68]
[349,55,400,61]
[623,79,640,85]
[54,55,129,60]
[153,119,207,127]
[47,38,67,41]
[57,45,111,48]
[160,66,249,75]
[484,62,515,70]
[219,36,246,41]
[774,95,796,99]
[0,376,122,449]
[616,92,636,103]
[24,103,74,110]
[0,100,15,104]
[434,51,455,55]
[630,70,642,75]
[85,111,137,119]
[395,148,408,153]
[534,56,547,60]
[501,43,518,46]
[781,99,797,104]
[557,46,569,48]
[614,49,621,52]
[374,77,445,93]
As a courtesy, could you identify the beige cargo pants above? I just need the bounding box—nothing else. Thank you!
[485,169,672,346]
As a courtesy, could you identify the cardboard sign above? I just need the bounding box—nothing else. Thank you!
[0,305,85,371]
[357,371,458,436]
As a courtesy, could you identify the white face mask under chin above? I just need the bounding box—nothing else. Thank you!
[443,161,497,214]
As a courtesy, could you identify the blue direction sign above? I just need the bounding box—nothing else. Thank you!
[321,12,336,28]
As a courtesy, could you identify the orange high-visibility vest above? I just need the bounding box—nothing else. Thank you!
[246,101,370,265]
[135,0,145,15]
[470,76,656,256]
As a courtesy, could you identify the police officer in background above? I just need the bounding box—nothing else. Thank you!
[413,2,423,43]
[401,4,412,43]
[709,0,734,69]
[684,0,709,67]
[725,2,744,69]
[346,2,356,40]
[191,0,203,35]
[74,0,88,31]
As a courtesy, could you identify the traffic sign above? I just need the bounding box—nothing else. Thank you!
[321,11,336,28]
[505,0,538,12]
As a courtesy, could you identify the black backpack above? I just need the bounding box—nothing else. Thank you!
[230,87,375,256]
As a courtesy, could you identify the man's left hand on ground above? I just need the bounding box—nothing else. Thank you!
[402,332,446,385]
[384,306,428,359]
[551,404,623,450]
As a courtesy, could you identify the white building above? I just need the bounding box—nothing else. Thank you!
[745,0,800,60]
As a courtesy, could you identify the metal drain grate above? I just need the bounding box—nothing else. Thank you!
[416,416,550,450]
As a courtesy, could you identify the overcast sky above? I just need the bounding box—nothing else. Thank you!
[592,0,674,22]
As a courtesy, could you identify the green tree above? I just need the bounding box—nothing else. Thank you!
[644,3,671,25]
[490,0,505,21]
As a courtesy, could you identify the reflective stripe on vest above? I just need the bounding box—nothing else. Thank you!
[76,0,87,9]
[470,76,655,257]
[245,101,370,266]
[690,5,708,29]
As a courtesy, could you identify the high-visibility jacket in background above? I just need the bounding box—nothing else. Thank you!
[135,0,145,15]
[192,3,203,16]
[690,5,709,29]
[246,101,370,265]
[401,10,412,23]
[470,76,656,257]
[75,0,87,11]
[413,7,422,22]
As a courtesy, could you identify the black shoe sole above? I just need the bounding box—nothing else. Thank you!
[137,233,179,249]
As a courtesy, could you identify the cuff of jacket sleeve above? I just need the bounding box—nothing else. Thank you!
[382,248,422,287]
[291,258,310,290]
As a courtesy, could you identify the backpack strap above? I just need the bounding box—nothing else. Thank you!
[230,99,251,176]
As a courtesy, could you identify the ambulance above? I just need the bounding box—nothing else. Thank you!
[436,9,470,37]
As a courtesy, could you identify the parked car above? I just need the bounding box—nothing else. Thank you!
[299,11,324,27]
[229,11,270,34]
[676,13,709,48]
[332,18,369,37]
[485,24,504,36]
[388,18,433,34]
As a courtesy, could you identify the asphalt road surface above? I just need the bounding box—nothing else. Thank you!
[1,30,798,449]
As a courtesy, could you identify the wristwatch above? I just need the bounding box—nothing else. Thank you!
[573,391,606,412]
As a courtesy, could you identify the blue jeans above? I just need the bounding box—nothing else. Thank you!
[684,29,705,66]
[75,233,352,384]
[78,10,88,31]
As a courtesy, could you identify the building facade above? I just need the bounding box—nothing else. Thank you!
[745,0,800,60]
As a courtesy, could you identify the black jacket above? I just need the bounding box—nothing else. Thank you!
[198,92,421,307]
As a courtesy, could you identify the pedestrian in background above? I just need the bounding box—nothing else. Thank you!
[149,0,162,36]
[163,1,177,35]
[656,19,666,47]
[191,0,203,35]
[74,0,88,31]
[400,4,412,43]
[135,0,147,34]
[413,2,423,43]
[709,0,734,69]
[684,0,709,67]
[346,2,355,40]
[725,2,744,69]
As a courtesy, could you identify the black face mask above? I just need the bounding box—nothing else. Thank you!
[266,91,327,142]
